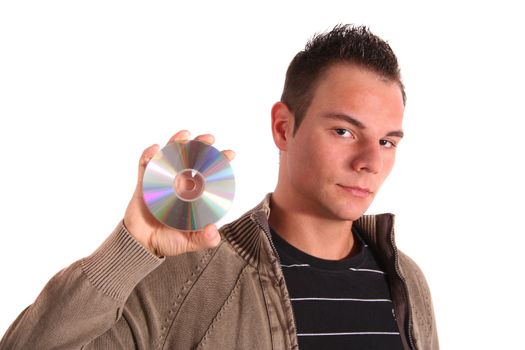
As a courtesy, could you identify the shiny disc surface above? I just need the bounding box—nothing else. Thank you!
[142,140,235,231]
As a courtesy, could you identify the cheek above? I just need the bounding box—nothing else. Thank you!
[307,146,343,186]
[288,140,325,177]
[302,140,338,170]
[380,154,396,180]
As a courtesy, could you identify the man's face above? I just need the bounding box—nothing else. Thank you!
[281,63,405,221]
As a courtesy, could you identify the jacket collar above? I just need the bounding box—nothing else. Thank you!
[220,193,397,267]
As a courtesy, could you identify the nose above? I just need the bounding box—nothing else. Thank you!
[350,141,382,174]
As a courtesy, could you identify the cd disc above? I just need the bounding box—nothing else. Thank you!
[142,140,235,231]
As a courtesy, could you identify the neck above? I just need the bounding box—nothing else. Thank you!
[268,190,357,260]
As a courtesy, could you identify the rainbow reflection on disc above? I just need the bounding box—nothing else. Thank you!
[142,140,235,231]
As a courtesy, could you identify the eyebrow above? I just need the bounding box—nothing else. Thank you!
[324,113,404,138]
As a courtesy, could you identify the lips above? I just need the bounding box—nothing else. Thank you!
[338,184,372,198]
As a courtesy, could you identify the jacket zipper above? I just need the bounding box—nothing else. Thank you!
[253,214,299,349]
[389,218,416,350]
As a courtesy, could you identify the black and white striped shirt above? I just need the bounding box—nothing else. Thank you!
[270,227,404,350]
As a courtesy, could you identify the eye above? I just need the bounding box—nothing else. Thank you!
[380,139,396,149]
[334,128,354,138]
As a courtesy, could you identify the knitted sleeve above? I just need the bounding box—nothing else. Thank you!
[0,221,164,350]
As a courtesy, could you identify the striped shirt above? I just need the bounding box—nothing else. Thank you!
[270,227,404,350]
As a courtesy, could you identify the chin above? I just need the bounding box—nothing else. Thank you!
[313,192,372,220]
[329,207,367,221]
[335,203,371,221]
[343,212,367,221]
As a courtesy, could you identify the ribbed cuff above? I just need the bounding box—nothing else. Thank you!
[81,221,165,301]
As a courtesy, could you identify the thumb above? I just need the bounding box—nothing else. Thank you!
[198,224,221,249]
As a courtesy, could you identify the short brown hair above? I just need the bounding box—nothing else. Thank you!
[281,24,406,134]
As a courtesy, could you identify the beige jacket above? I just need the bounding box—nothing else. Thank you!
[0,194,438,349]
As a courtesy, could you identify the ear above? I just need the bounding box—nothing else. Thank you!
[271,102,294,151]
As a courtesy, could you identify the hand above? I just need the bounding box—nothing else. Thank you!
[123,130,236,257]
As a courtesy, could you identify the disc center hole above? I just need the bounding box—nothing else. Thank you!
[182,178,196,191]
[173,169,205,201]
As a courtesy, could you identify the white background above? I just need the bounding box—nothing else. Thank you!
[1,1,524,348]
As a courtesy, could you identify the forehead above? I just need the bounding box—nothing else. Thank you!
[306,63,405,128]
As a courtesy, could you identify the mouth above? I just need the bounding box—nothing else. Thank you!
[338,184,373,198]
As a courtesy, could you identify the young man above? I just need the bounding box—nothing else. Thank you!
[1,25,438,349]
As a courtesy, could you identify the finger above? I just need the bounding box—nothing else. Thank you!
[137,144,160,185]
[194,134,215,145]
[186,224,221,251]
[222,150,236,162]
[200,224,221,248]
[167,130,191,144]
